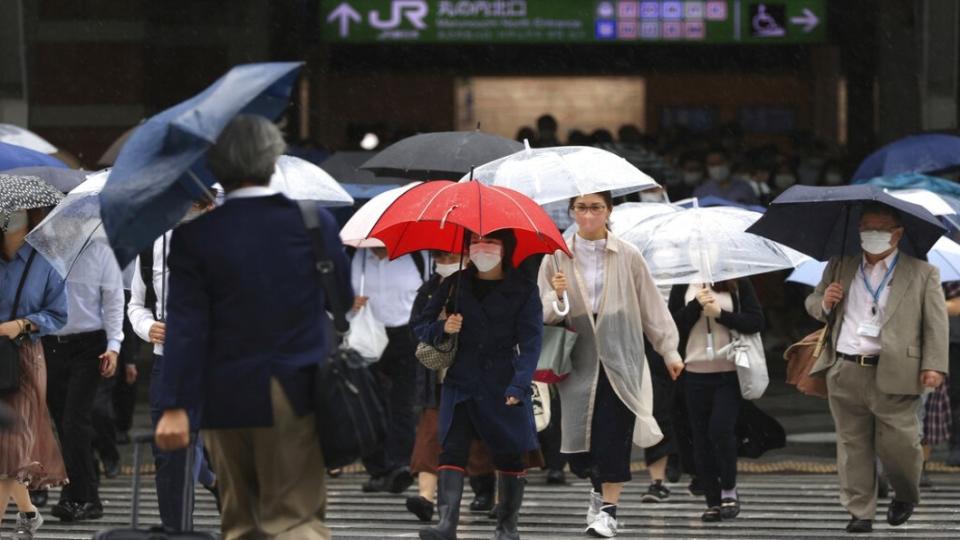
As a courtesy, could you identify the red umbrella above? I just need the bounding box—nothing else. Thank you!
[368,180,571,265]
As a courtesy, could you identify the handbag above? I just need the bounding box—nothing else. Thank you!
[533,325,577,383]
[298,201,387,470]
[720,329,768,400]
[414,285,459,371]
[783,328,829,398]
[0,250,37,396]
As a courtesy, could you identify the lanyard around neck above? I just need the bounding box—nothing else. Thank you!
[859,252,899,307]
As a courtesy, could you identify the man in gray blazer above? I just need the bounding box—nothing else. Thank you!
[806,203,948,534]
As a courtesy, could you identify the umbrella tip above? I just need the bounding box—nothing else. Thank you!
[469,166,475,181]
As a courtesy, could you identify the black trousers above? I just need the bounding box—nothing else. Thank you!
[566,365,636,485]
[43,331,105,503]
[112,311,139,433]
[362,325,418,477]
[644,340,677,466]
[684,371,741,508]
[93,375,120,464]
[439,401,525,472]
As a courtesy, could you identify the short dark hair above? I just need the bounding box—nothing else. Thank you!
[568,191,614,211]
[861,202,902,226]
[480,229,517,271]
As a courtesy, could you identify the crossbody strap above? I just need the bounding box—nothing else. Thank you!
[9,249,37,321]
[296,201,349,335]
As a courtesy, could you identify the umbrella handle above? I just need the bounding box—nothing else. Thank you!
[552,290,571,317]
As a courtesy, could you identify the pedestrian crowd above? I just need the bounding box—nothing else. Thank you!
[0,110,957,540]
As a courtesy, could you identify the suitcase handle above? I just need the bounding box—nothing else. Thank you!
[130,432,197,531]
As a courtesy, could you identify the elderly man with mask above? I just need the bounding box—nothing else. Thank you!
[154,115,351,540]
[806,203,948,534]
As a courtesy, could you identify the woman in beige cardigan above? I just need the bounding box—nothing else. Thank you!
[538,191,683,538]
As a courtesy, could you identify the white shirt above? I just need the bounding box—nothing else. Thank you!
[52,242,125,353]
[836,250,899,357]
[574,235,606,314]
[350,249,421,328]
[128,233,171,356]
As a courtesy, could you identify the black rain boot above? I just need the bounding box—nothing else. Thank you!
[469,473,496,513]
[493,473,524,540]
[420,468,464,540]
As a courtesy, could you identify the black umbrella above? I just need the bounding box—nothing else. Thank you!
[746,184,946,261]
[3,166,87,193]
[360,131,523,181]
[0,173,64,229]
[319,151,406,198]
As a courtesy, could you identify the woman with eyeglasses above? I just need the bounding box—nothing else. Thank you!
[538,191,684,538]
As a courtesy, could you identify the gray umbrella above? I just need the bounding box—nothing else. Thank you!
[0,173,64,229]
[3,166,88,193]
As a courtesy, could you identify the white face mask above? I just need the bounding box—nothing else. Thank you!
[860,230,894,255]
[682,171,703,186]
[469,243,502,272]
[773,174,796,189]
[640,191,666,203]
[3,210,28,232]
[707,165,730,182]
[435,262,460,278]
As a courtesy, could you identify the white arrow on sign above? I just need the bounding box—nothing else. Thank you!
[790,8,819,33]
[327,2,362,38]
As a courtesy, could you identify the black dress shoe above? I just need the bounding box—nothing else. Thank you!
[29,489,48,508]
[846,517,873,533]
[53,500,104,522]
[701,506,722,522]
[388,468,415,494]
[406,495,435,522]
[362,476,389,493]
[102,457,121,479]
[688,476,704,496]
[51,501,77,522]
[719,497,740,519]
[545,469,566,485]
[75,501,104,520]
[887,500,914,526]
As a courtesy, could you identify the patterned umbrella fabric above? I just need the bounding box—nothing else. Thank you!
[0,173,64,229]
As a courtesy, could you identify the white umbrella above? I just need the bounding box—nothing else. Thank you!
[0,123,58,154]
[340,181,422,248]
[463,143,659,205]
[787,236,960,286]
[564,201,680,236]
[624,205,809,285]
[271,155,354,206]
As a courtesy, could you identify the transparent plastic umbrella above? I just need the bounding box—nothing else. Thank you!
[340,181,422,248]
[26,171,133,289]
[564,201,680,236]
[270,155,354,206]
[622,205,809,285]
[787,236,960,286]
[0,123,58,154]
[463,143,660,205]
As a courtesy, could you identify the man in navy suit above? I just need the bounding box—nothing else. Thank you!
[155,115,351,539]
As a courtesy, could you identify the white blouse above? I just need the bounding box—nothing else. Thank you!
[574,235,606,314]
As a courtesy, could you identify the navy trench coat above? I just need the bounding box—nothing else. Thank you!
[412,268,543,455]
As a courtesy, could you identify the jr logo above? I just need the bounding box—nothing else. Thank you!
[369,0,428,30]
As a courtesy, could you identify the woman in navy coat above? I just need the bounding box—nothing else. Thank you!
[413,229,543,540]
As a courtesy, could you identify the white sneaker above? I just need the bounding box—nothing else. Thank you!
[585,509,618,538]
[585,490,603,525]
[14,511,43,538]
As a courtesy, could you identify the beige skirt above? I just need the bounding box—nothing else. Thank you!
[0,338,68,489]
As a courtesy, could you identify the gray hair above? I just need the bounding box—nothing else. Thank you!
[207,115,286,188]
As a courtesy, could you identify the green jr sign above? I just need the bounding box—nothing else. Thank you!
[322,0,826,44]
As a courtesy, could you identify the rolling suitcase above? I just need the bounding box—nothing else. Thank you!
[92,433,217,539]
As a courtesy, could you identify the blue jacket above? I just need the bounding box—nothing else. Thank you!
[413,268,543,454]
[158,194,352,429]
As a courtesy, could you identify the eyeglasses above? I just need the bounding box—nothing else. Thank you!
[571,204,608,215]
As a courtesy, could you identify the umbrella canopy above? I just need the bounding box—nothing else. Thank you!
[884,189,960,232]
[464,144,659,206]
[746,185,946,261]
[0,142,67,170]
[270,156,353,206]
[361,131,523,181]
[3,166,87,193]
[0,173,64,229]
[319,151,404,199]
[26,171,130,288]
[787,236,960,286]
[368,180,571,266]
[564,201,680,236]
[0,124,57,154]
[99,62,303,267]
[340,182,422,248]
[852,134,960,181]
[96,124,138,167]
[855,172,960,199]
[674,195,767,214]
[622,205,807,285]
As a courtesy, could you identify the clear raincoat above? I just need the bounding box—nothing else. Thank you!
[538,232,682,453]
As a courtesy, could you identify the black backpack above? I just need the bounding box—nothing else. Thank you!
[298,201,388,470]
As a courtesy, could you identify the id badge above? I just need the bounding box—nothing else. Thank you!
[857,321,881,338]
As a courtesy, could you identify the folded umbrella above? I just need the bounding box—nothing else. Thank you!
[340,182,422,248]
[0,173,64,230]
[0,123,57,154]
[99,61,303,267]
[0,142,67,170]
[361,131,522,181]
[746,185,946,261]
[3,166,87,193]
[270,156,353,206]
[852,134,960,181]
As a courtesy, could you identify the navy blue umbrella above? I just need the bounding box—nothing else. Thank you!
[99,62,303,266]
[746,185,945,261]
[0,142,67,170]
[852,134,960,181]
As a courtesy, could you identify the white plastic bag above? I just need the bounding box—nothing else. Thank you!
[346,306,388,363]
[719,330,769,400]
